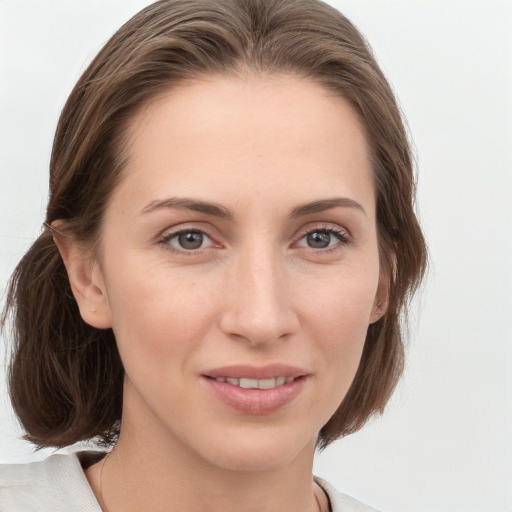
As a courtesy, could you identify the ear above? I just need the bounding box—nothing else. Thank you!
[369,283,388,324]
[369,254,395,324]
[52,223,112,329]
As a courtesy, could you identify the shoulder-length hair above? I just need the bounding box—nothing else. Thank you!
[3,0,427,449]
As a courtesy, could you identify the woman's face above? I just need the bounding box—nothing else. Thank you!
[84,75,386,471]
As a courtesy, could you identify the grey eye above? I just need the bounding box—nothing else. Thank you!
[177,231,204,250]
[306,231,332,248]
[161,229,216,253]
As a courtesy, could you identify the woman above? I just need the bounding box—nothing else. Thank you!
[1,0,426,510]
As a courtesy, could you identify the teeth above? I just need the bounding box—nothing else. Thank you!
[258,378,277,389]
[240,378,259,389]
[216,376,295,389]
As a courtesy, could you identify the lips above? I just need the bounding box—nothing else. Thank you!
[213,376,295,389]
[202,364,308,415]
[204,364,307,380]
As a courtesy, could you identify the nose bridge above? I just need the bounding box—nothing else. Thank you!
[219,240,297,345]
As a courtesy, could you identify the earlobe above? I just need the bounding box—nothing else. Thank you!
[369,251,396,324]
[369,271,392,325]
[369,297,387,324]
[51,223,112,329]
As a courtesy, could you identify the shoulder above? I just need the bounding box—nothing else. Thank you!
[316,477,382,512]
[0,452,103,512]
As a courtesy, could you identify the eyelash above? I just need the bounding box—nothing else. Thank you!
[297,225,351,254]
[159,229,218,255]
[158,224,351,255]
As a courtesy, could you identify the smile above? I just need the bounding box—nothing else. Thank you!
[213,376,295,389]
[203,365,307,414]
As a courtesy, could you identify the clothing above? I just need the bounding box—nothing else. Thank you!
[0,453,380,512]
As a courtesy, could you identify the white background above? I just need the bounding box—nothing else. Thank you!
[1,1,511,511]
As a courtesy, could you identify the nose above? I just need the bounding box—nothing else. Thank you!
[218,247,299,347]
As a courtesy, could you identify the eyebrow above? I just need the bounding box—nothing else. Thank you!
[290,197,367,218]
[140,196,366,219]
[141,197,233,218]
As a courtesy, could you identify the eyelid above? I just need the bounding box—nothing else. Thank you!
[158,223,222,254]
[293,222,351,241]
[157,221,219,241]
[291,222,352,252]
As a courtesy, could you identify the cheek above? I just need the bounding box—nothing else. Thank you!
[300,263,378,335]
[102,259,214,370]
[299,266,378,386]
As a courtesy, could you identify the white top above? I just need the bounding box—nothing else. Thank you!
[0,453,380,512]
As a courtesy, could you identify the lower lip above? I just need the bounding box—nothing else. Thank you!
[203,376,306,415]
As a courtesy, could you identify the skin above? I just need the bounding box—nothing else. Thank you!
[58,75,388,512]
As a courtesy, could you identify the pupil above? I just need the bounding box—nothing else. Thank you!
[178,231,203,250]
[307,231,330,248]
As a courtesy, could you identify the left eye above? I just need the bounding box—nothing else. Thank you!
[163,230,214,251]
[296,229,345,249]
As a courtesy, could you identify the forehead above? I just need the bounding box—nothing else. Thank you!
[113,74,375,217]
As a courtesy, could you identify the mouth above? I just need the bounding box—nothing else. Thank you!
[209,376,297,389]
[202,365,308,415]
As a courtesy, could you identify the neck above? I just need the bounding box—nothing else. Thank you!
[88,426,321,512]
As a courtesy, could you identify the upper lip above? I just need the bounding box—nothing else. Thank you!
[202,364,308,380]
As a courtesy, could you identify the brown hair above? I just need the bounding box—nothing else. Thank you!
[2,0,427,449]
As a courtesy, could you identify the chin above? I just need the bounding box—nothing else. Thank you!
[190,427,318,473]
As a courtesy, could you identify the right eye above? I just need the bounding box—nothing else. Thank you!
[160,230,215,252]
